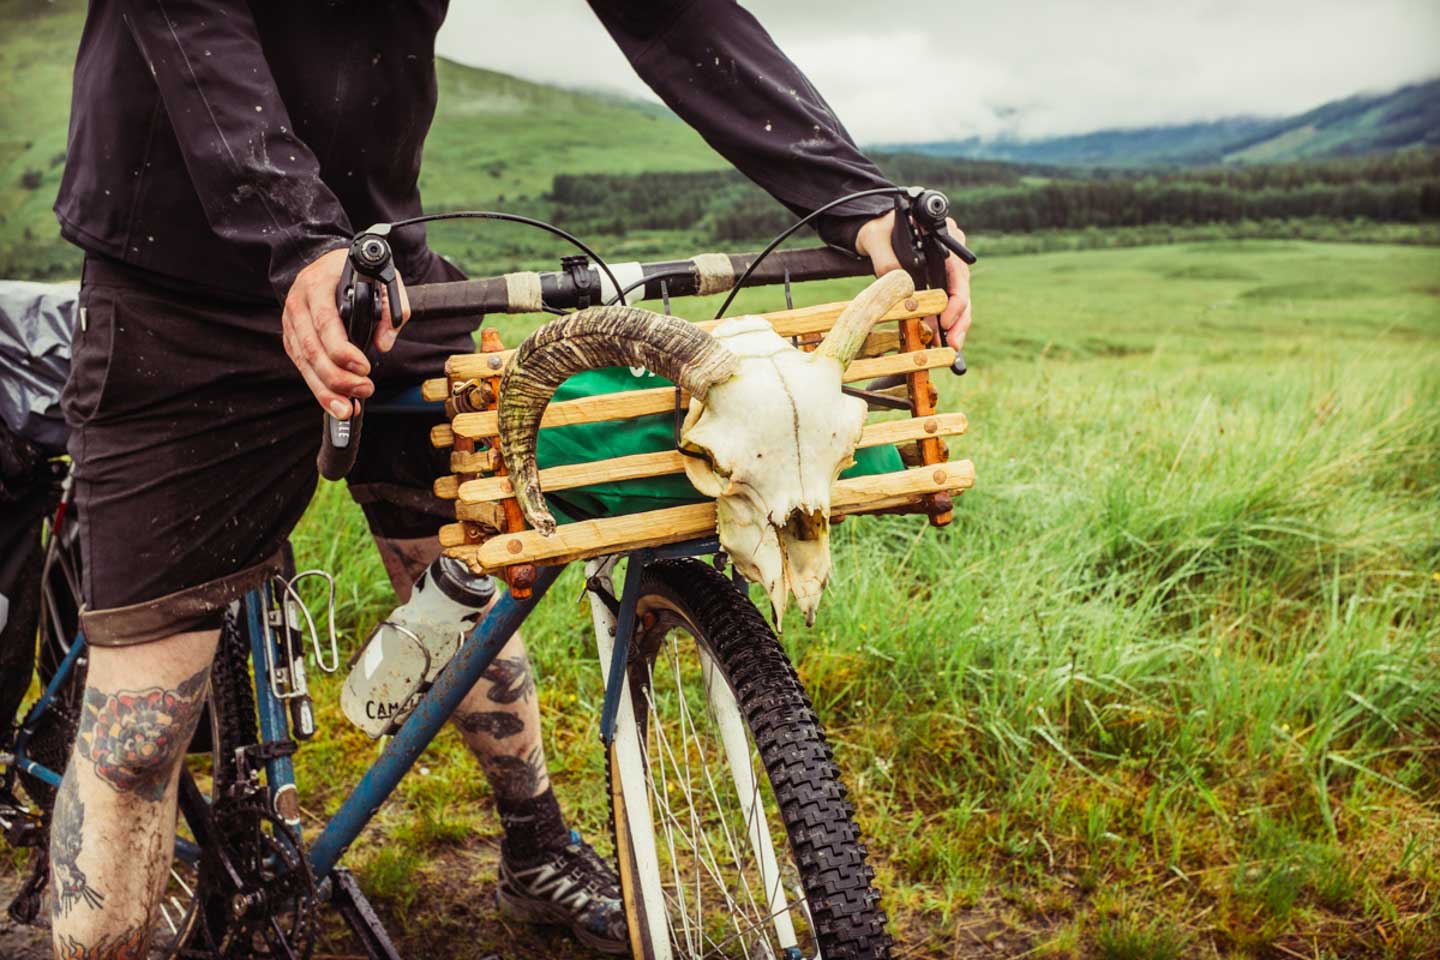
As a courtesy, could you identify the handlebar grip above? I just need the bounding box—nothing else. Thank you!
[730,246,872,286]
[407,277,513,321]
[317,407,363,481]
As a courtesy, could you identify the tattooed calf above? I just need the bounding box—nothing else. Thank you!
[480,745,548,803]
[454,709,525,740]
[76,665,209,802]
[482,655,536,705]
[50,770,105,914]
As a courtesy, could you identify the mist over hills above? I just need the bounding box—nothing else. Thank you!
[881,78,1440,168]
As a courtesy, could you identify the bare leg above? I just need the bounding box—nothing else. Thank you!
[49,628,219,959]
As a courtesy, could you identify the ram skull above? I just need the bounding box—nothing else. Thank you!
[498,270,915,628]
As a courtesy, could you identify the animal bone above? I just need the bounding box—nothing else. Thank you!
[498,270,915,628]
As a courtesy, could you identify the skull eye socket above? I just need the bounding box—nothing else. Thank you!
[783,507,827,542]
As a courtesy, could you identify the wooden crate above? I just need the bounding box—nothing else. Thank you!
[426,288,974,596]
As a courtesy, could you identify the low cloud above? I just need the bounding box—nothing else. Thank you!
[437,1,1440,143]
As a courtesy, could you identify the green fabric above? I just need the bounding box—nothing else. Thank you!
[533,367,903,524]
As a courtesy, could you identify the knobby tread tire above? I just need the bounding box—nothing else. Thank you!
[620,558,892,960]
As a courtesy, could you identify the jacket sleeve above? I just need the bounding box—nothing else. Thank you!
[589,0,896,253]
[120,0,352,303]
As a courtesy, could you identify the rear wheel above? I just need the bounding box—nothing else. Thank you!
[606,559,890,960]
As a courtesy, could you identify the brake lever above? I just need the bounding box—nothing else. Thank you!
[351,225,406,336]
[891,192,969,375]
[318,247,381,480]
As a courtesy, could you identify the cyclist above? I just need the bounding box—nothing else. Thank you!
[47,1,972,956]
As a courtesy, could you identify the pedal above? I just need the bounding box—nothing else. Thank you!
[0,797,45,848]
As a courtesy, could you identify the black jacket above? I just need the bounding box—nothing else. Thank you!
[55,0,894,305]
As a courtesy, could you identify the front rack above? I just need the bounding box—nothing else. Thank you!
[424,288,975,597]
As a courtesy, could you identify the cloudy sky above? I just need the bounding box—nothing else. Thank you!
[436,1,1440,143]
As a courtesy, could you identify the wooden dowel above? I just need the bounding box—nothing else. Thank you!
[443,289,948,379]
[449,347,956,440]
[421,378,450,403]
[454,411,968,504]
[441,460,974,571]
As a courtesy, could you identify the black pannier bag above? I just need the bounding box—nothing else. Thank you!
[1,280,78,744]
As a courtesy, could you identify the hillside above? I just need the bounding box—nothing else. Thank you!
[887,78,1440,168]
[0,0,725,278]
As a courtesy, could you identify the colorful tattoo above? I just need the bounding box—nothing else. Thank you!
[454,709,525,740]
[50,771,105,913]
[482,655,535,705]
[76,665,209,802]
[53,924,148,959]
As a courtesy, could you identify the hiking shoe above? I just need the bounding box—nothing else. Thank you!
[497,830,628,955]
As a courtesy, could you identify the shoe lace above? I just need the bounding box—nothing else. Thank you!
[560,831,621,900]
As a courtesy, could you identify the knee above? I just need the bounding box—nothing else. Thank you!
[76,679,207,801]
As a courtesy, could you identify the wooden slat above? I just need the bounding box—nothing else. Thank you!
[421,378,450,402]
[449,347,956,441]
[440,460,975,570]
[450,448,497,474]
[454,411,968,504]
[443,289,948,379]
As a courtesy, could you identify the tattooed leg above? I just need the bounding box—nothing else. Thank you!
[452,630,551,804]
[50,628,219,960]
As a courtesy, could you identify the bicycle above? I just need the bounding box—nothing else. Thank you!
[1,186,975,959]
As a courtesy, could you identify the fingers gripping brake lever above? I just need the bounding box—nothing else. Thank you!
[317,226,402,480]
[890,188,975,375]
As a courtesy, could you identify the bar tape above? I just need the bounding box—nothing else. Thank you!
[503,272,543,313]
[691,253,735,297]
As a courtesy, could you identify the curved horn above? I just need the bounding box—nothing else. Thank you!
[498,306,739,536]
[814,270,916,368]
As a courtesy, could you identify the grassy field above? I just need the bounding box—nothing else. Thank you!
[256,239,1440,958]
[2,3,1437,956]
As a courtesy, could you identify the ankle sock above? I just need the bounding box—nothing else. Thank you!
[498,786,569,863]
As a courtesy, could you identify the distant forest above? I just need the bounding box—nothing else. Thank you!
[548,149,1440,244]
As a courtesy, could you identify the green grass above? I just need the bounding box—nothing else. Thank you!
[275,239,1440,957]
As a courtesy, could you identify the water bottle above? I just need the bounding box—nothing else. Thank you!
[341,555,496,738]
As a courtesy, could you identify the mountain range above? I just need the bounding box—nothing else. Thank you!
[880,78,1440,168]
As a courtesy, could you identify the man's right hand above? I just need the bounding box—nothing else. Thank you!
[281,247,408,419]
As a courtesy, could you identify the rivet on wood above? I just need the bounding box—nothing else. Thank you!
[904,298,918,311]
[488,356,503,370]
[507,539,524,555]
[933,469,946,484]
[924,419,938,434]
[912,352,926,366]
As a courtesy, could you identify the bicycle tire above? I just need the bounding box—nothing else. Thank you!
[607,558,891,960]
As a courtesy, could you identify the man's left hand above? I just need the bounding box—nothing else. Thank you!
[854,211,972,351]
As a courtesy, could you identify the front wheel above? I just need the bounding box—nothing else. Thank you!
[605,559,891,960]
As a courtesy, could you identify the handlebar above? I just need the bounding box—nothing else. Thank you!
[406,244,871,320]
[319,186,976,481]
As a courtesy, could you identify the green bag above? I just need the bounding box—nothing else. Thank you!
[534,367,903,524]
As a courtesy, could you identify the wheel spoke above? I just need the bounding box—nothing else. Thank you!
[636,626,809,957]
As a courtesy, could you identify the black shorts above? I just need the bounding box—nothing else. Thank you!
[63,256,474,646]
